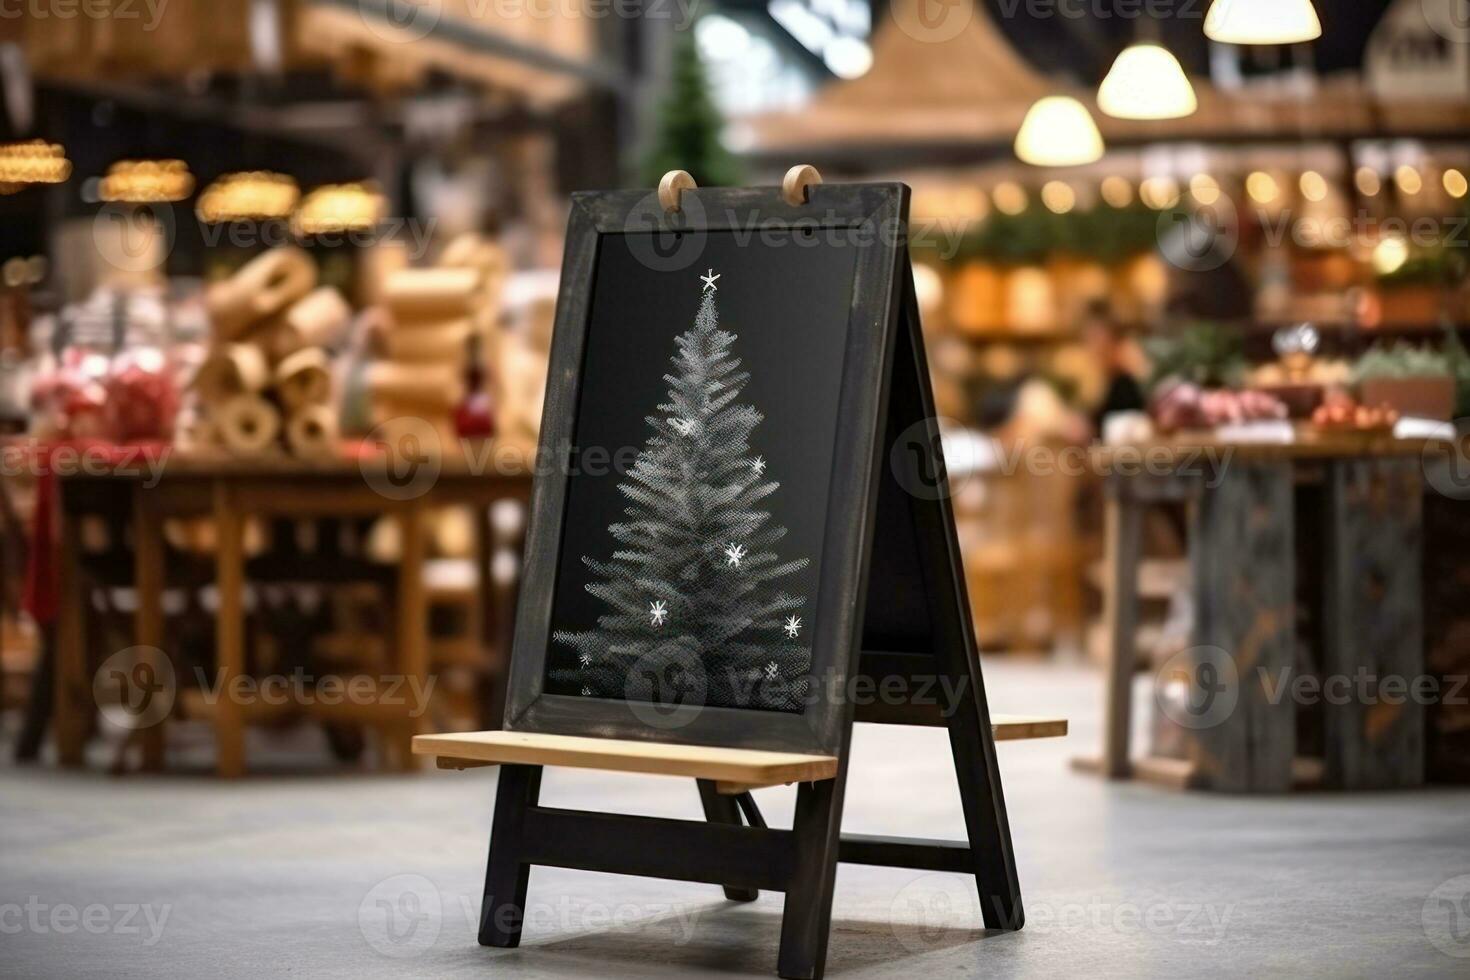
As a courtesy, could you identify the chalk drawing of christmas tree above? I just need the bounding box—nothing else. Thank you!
[553,270,811,711]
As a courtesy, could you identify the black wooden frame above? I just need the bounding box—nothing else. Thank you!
[503,184,906,757]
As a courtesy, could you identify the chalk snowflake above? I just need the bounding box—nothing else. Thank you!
[764,661,779,680]
[649,599,668,627]
[783,615,803,639]
[752,456,767,477]
[724,543,747,568]
[670,417,697,437]
[580,685,593,696]
[579,653,592,668]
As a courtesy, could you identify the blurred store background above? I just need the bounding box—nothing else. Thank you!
[0,0,1468,788]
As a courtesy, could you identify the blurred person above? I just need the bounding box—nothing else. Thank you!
[1080,300,1148,438]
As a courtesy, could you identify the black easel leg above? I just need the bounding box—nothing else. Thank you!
[777,779,843,980]
[892,280,1024,932]
[946,697,1023,930]
[479,764,543,947]
[735,791,766,829]
[696,780,758,902]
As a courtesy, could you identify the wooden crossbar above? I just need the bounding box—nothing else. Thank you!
[506,805,987,891]
[414,715,1066,793]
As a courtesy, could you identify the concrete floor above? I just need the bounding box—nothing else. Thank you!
[3,660,1469,979]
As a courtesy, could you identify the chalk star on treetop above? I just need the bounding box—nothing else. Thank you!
[701,269,721,292]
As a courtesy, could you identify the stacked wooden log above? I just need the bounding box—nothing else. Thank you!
[189,247,351,459]
[369,235,506,453]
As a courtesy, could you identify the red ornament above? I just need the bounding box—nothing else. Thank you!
[103,349,179,443]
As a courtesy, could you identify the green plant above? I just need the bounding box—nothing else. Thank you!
[1144,322,1247,390]
[938,201,1184,267]
[639,33,741,189]
[1350,342,1451,383]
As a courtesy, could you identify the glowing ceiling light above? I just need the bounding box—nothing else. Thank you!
[1097,43,1198,120]
[99,159,194,203]
[196,171,300,223]
[292,182,387,236]
[1014,96,1105,167]
[0,141,72,187]
[1204,0,1321,45]
[1355,167,1381,197]
[1041,181,1076,214]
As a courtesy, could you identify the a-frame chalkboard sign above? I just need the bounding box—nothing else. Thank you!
[413,168,1064,980]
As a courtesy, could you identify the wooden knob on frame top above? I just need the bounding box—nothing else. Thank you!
[658,170,697,213]
[782,165,822,206]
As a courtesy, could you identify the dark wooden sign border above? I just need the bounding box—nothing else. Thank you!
[502,183,908,757]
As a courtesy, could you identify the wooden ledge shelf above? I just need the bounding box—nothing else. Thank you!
[413,731,838,791]
[415,714,1067,794]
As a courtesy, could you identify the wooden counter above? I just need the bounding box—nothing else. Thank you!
[1079,427,1459,792]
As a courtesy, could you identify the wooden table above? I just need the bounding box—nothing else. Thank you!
[51,448,532,777]
[1076,430,1447,792]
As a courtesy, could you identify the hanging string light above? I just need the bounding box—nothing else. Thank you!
[0,141,72,194]
[197,172,300,224]
[1098,44,1198,120]
[992,181,1029,216]
[1015,96,1105,167]
[1041,181,1077,214]
[1204,0,1321,45]
[1100,176,1134,208]
[99,160,195,203]
[292,182,387,236]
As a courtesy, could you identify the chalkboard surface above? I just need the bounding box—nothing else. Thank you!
[546,230,860,712]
